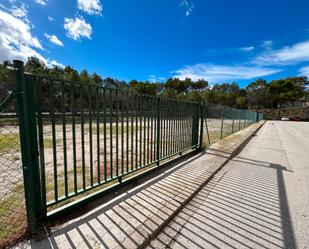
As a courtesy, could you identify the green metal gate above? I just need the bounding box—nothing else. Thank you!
[11,60,202,231]
[0,60,263,239]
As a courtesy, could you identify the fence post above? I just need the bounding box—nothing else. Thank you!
[199,103,204,150]
[220,106,225,140]
[13,60,43,233]
[156,96,160,166]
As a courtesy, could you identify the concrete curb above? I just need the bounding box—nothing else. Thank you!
[140,121,265,248]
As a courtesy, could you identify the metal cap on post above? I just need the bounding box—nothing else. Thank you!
[13,60,43,233]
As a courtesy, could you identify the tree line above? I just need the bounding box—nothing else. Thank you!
[1,57,308,110]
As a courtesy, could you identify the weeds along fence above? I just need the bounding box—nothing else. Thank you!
[0,60,263,247]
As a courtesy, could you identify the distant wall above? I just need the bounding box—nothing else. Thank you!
[258,107,309,120]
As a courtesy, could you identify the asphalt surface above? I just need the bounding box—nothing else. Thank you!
[148,121,309,249]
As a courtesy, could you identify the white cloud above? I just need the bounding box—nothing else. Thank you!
[10,4,27,19]
[50,60,64,68]
[35,0,47,5]
[48,16,54,21]
[0,8,44,63]
[180,0,193,17]
[77,0,102,15]
[253,40,309,65]
[173,63,282,83]
[44,33,64,46]
[261,40,273,50]
[64,16,92,40]
[239,46,254,52]
[148,75,165,83]
[0,6,62,68]
[299,66,309,77]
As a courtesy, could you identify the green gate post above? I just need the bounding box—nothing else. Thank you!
[220,106,225,140]
[191,104,199,148]
[198,103,204,150]
[156,96,161,166]
[14,60,43,233]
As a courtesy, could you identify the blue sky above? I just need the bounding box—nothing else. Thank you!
[1,0,309,86]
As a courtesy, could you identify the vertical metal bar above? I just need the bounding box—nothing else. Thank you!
[96,87,101,184]
[204,114,211,145]
[168,99,171,155]
[126,90,129,173]
[103,88,107,182]
[135,94,138,169]
[149,97,154,163]
[231,109,235,134]
[173,99,176,154]
[121,91,124,176]
[176,101,179,153]
[184,101,189,149]
[180,102,185,151]
[191,104,199,148]
[179,101,182,152]
[162,98,166,158]
[131,93,134,171]
[220,106,225,140]
[88,87,93,187]
[152,97,158,162]
[109,89,113,179]
[14,60,43,231]
[156,96,160,165]
[71,83,77,193]
[80,86,86,190]
[199,103,204,149]
[146,96,150,165]
[168,99,172,156]
[140,96,143,166]
[49,80,58,200]
[115,90,119,178]
[34,77,46,217]
[238,109,241,131]
[143,96,146,166]
[61,82,68,197]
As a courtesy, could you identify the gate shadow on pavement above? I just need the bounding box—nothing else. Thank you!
[29,152,210,249]
[148,156,297,249]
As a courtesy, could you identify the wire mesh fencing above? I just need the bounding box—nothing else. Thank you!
[202,103,260,147]
[0,70,27,248]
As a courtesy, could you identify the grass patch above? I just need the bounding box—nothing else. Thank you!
[44,138,61,149]
[0,191,26,247]
[0,134,19,152]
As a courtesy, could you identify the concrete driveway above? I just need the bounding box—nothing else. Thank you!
[149,121,309,249]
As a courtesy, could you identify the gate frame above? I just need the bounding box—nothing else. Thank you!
[13,60,43,232]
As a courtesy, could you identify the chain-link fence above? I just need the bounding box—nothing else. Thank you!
[0,70,27,248]
[203,103,260,146]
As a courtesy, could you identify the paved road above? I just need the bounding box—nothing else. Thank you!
[149,121,309,249]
